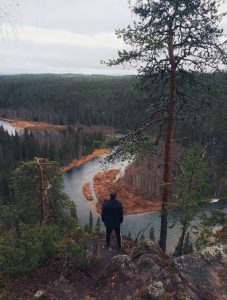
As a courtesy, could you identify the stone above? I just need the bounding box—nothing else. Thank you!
[147,280,165,299]
[172,244,225,298]
[33,290,47,299]
[112,254,136,271]
[137,254,155,272]
[201,244,224,262]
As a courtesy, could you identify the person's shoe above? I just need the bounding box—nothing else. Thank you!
[104,245,113,252]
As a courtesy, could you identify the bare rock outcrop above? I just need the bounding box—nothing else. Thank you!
[172,244,227,300]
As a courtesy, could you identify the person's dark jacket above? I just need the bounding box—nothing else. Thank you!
[101,196,123,228]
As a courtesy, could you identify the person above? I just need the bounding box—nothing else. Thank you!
[101,190,123,249]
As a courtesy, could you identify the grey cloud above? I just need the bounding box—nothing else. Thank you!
[14,0,132,34]
[0,38,135,74]
[0,0,227,75]
[0,0,133,74]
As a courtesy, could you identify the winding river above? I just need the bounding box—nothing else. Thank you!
[63,155,227,254]
[0,119,23,135]
[1,119,226,254]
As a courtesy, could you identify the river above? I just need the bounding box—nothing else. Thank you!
[0,119,23,135]
[63,155,227,254]
[1,119,226,254]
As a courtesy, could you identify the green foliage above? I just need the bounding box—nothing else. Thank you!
[195,210,226,250]
[201,210,226,228]
[0,75,144,130]
[0,159,80,276]
[106,0,227,252]
[84,224,89,232]
[88,211,93,231]
[61,240,90,271]
[0,223,61,276]
[106,134,156,163]
[95,217,101,233]
[11,159,76,226]
[0,126,105,204]
[182,232,193,255]
[176,145,207,225]
[173,145,208,255]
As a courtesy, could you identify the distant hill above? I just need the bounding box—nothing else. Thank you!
[0,74,145,130]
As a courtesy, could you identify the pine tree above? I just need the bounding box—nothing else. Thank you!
[174,145,207,256]
[95,216,101,233]
[182,232,193,255]
[139,233,145,241]
[106,0,227,253]
[84,224,89,232]
[11,159,74,224]
[88,211,93,231]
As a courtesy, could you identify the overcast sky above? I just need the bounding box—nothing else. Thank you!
[0,0,227,75]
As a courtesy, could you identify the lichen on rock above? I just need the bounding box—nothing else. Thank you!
[172,244,226,298]
[137,254,155,272]
[147,280,165,299]
[112,254,136,271]
[200,244,224,262]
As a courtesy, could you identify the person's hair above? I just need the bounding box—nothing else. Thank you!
[110,190,117,197]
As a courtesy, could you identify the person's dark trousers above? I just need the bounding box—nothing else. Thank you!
[106,226,121,248]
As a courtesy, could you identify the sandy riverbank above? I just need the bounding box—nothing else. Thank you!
[64,148,109,172]
[82,182,94,201]
[1,117,65,129]
[83,168,162,215]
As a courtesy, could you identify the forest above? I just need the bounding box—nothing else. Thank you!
[0,74,146,129]
[0,73,227,206]
[1,0,227,298]
[0,125,105,204]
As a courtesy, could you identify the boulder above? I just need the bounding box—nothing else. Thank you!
[33,290,47,299]
[172,244,225,298]
[200,244,224,262]
[112,254,136,271]
[137,254,155,272]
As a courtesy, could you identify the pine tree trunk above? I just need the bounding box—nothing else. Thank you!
[36,158,48,223]
[159,29,176,252]
[175,223,188,256]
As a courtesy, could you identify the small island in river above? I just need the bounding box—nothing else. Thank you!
[82,182,94,201]
[83,168,162,215]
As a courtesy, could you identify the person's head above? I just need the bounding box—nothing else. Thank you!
[110,190,117,198]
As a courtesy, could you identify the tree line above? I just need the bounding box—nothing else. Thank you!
[0,126,105,204]
[0,74,146,130]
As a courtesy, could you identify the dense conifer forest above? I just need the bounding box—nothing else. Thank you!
[0,73,227,205]
[0,74,145,129]
[0,126,105,204]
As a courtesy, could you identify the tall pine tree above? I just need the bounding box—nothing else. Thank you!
[106,0,227,252]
